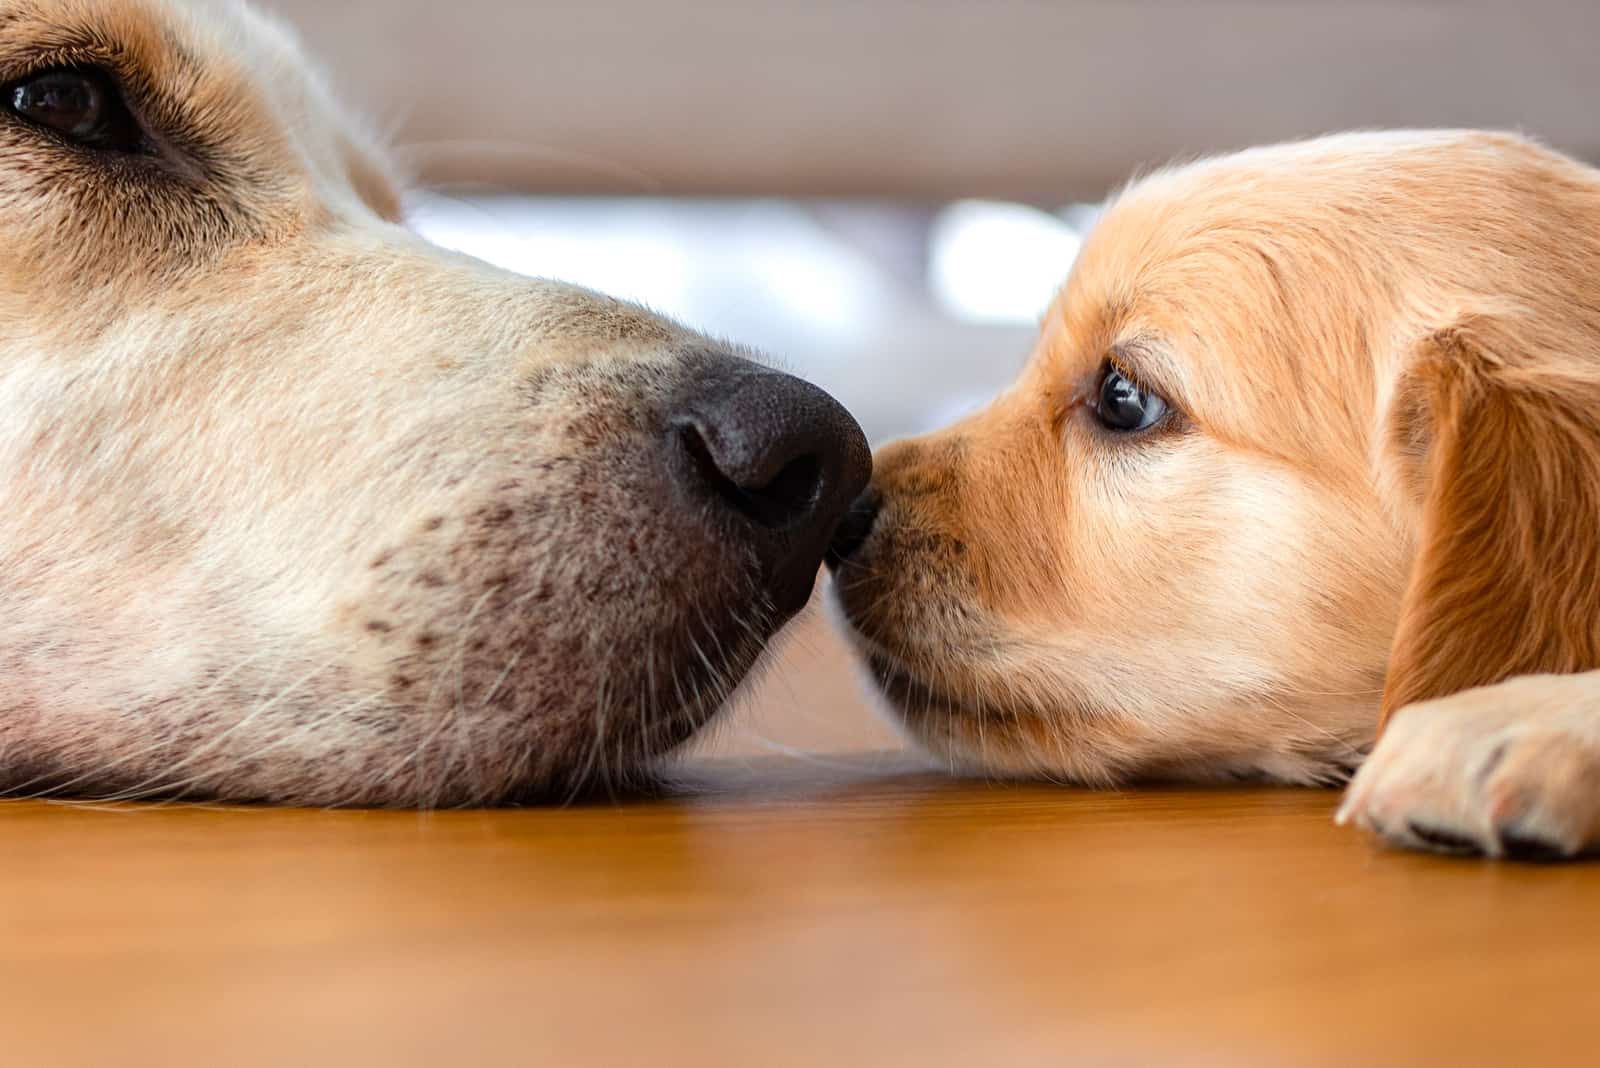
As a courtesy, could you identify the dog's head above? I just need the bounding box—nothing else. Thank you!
[0,0,869,804]
[831,131,1600,784]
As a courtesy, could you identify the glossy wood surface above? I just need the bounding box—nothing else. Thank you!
[2,743,1596,1067]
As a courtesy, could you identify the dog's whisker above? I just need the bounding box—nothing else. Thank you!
[396,140,666,194]
[2,644,280,801]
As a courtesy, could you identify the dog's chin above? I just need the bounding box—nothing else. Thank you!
[0,577,796,810]
[420,580,801,807]
[521,602,794,803]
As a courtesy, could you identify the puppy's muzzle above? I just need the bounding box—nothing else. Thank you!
[673,357,870,615]
[823,489,882,570]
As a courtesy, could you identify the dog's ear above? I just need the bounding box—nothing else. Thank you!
[1377,312,1600,728]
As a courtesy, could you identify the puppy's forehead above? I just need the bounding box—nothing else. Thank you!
[1036,134,1480,466]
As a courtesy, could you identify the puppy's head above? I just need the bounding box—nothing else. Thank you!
[0,0,869,804]
[832,131,1600,784]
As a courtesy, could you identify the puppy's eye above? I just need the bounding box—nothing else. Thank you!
[6,68,145,153]
[1094,364,1169,433]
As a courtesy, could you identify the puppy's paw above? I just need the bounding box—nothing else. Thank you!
[1336,672,1600,860]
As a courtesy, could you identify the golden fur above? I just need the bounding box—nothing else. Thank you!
[832,129,1600,858]
[0,0,833,804]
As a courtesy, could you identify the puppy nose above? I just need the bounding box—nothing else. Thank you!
[673,359,871,612]
[824,489,881,569]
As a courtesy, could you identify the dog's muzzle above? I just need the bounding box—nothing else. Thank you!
[671,357,871,616]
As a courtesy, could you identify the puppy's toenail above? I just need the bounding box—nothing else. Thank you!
[1408,822,1481,854]
[1474,741,1511,785]
[1498,829,1569,863]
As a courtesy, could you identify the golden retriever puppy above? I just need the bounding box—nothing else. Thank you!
[0,0,869,805]
[829,130,1600,860]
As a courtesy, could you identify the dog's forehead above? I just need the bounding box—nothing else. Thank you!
[0,0,397,216]
[1,0,291,86]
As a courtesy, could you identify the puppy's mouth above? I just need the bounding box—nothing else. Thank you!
[865,651,979,724]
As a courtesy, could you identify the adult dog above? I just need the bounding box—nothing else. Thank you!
[0,0,868,804]
[830,131,1600,860]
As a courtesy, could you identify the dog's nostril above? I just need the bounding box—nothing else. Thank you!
[677,420,823,530]
[746,453,824,528]
[825,489,882,569]
[670,358,871,616]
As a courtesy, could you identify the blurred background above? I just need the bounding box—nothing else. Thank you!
[264,0,1600,758]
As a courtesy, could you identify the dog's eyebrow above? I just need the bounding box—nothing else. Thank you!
[1110,337,1191,411]
[0,13,208,115]
[0,16,244,188]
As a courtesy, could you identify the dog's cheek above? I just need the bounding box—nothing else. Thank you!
[326,428,761,800]
[332,480,600,792]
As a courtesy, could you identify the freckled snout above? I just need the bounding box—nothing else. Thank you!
[672,359,871,615]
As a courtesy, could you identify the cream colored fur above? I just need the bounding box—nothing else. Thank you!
[0,0,782,804]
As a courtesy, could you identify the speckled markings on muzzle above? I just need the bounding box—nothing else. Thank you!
[0,0,869,806]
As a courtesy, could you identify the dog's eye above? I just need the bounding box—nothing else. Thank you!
[1094,364,1169,433]
[6,68,145,153]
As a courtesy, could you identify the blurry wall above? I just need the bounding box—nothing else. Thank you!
[265,0,1600,200]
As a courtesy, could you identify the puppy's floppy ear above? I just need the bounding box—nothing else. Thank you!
[1378,312,1600,728]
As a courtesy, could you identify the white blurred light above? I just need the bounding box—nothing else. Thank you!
[929,201,1083,325]
[403,193,1058,441]
[407,195,890,345]
[409,196,693,313]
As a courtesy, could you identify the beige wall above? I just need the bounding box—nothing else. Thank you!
[265,0,1600,200]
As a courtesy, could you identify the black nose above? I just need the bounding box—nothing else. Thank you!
[824,489,881,569]
[672,358,871,614]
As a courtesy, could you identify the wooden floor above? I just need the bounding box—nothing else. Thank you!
[2,615,1595,1066]
[2,746,1597,1067]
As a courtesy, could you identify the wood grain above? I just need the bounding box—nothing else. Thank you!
[1,748,1595,1067]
